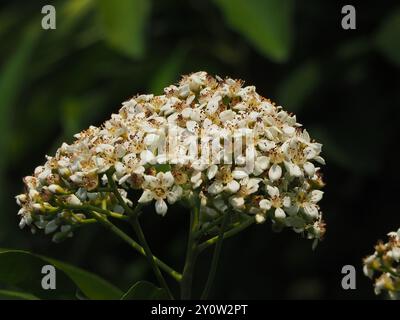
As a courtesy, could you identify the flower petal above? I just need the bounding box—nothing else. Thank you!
[274,207,286,219]
[207,165,218,180]
[226,180,240,193]
[138,190,153,203]
[155,199,168,216]
[266,185,279,198]
[208,181,224,195]
[259,199,271,211]
[162,171,175,188]
[303,161,315,176]
[303,203,319,218]
[268,164,282,181]
[232,169,248,180]
[310,190,323,203]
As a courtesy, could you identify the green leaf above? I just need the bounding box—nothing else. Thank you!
[0,249,123,300]
[276,62,320,112]
[97,0,151,58]
[375,7,400,66]
[214,0,293,62]
[121,281,169,300]
[154,164,172,173]
[0,289,39,300]
[149,46,188,95]
[0,23,40,167]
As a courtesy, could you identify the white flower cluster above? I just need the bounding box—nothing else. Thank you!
[363,229,400,299]
[16,71,325,242]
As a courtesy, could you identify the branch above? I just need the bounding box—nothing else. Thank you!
[198,216,256,253]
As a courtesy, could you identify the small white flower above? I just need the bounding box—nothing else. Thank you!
[138,172,182,216]
[65,194,82,206]
[255,214,266,223]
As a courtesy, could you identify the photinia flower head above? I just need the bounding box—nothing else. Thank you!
[16,71,326,244]
[363,228,400,299]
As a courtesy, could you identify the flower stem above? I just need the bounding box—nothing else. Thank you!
[193,214,226,239]
[105,170,136,217]
[200,213,230,299]
[130,216,174,299]
[89,210,182,282]
[61,203,128,221]
[105,171,175,298]
[198,216,256,253]
[180,202,200,299]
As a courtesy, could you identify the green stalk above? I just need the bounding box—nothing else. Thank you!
[200,213,230,299]
[89,210,182,282]
[198,217,256,252]
[130,216,174,299]
[193,214,226,239]
[105,171,174,298]
[61,203,128,221]
[180,203,200,299]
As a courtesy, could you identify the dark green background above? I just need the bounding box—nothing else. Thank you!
[0,0,399,299]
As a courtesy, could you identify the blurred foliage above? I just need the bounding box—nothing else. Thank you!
[214,0,293,62]
[121,280,169,300]
[97,0,150,58]
[0,0,399,299]
[0,249,122,299]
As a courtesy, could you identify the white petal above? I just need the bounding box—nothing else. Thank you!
[259,199,271,211]
[229,196,244,208]
[284,161,302,177]
[179,84,190,98]
[303,146,317,160]
[303,161,315,176]
[303,203,319,218]
[310,190,324,203]
[144,133,159,146]
[268,164,282,181]
[274,207,286,219]
[266,185,280,198]
[181,107,193,118]
[390,247,400,262]
[255,214,266,224]
[226,180,240,193]
[65,194,82,206]
[143,175,158,188]
[246,178,261,194]
[186,120,198,133]
[114,162,126,176]
[140,150,155,164]
[167,186,182,204]
[314,156,326,165]
[118,174,131,185]
[155,199,168,216]
[255,156,269,170]
[191,171,202,183]
[161,172,174,188]
[232,169,248,180]
[138,190,153,203]
[283,125,295,136]
[257,140,276,151]
[207,165,218,180]
[48,184,62,193]
[283,196,291,208]
[208,182,224,195]
[219,110,235,122]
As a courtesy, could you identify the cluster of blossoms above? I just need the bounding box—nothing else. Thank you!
[16,71,325,244]
[363,229,400,299]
